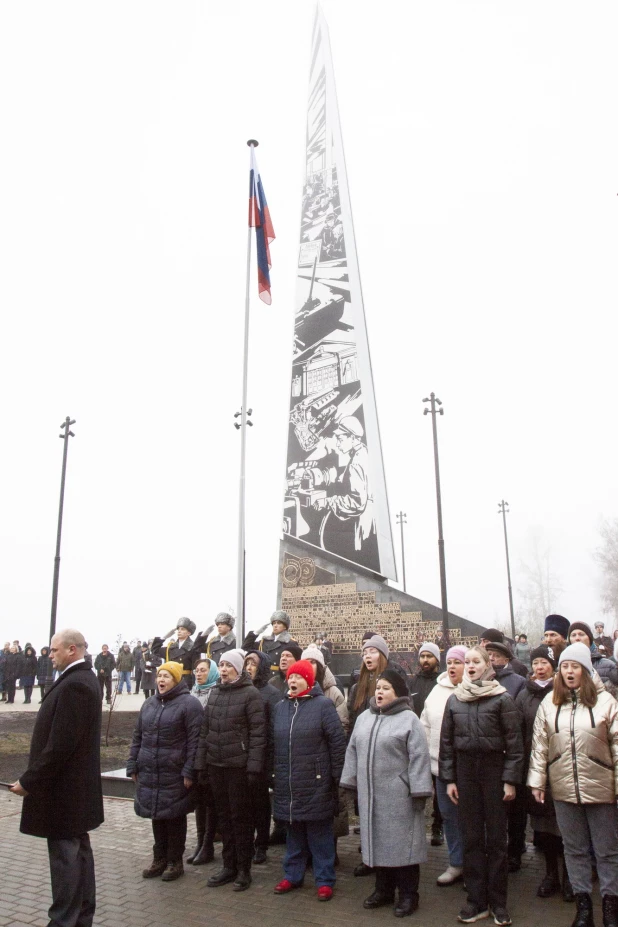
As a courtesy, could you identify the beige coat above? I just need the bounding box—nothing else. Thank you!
[322,667,349,733]
[528,674,618,804]
[420,671,456,776]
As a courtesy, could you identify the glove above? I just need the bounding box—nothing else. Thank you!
[255,623,270,636]
[202,624,215,637]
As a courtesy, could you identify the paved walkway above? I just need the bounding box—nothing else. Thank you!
[0,790,597,927]
[0,690,146,713]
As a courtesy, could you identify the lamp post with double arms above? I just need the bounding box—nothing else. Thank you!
[49,417,76,643]
[498,500,516,639]
[423,393,448,638]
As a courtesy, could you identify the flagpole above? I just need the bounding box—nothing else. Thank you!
[237,138,259,646]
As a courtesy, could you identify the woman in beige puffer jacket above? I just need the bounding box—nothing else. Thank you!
[528,642,618,927]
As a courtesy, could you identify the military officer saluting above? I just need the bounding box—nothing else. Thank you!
[207,613,237,665]
[243,610,300,677]
[151,617,208,688]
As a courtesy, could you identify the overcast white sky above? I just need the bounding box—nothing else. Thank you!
[1,1,617,651]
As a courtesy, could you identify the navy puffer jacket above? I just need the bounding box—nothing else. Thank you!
[194,673,266,773]
[126,680,203,820]
[273,684,347,823]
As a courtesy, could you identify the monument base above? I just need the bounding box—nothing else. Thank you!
[277,537,483,678]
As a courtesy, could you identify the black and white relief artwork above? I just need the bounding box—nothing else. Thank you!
[282,18,381,574]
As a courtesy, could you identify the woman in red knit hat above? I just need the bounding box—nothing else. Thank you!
[271,660,347,902]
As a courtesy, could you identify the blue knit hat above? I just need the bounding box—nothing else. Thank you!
[544,614,570,639]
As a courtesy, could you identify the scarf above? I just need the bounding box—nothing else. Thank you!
[194,661,220,691]
[455,668,506,702]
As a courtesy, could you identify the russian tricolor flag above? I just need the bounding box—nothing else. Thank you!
[248,147,275,305]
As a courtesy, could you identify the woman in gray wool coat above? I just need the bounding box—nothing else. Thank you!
[341,669,432,918]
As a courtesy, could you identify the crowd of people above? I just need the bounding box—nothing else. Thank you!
[119,611,618,926]
[6,611,618,927]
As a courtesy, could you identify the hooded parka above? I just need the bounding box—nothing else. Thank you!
[126,680,204,820]
[341,696,432,868]
[36,647,54,688]
[528,673,618,804]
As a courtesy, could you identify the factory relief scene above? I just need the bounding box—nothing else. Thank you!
[283,19,380,574]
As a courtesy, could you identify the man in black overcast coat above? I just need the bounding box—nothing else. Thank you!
[10,628,104,927]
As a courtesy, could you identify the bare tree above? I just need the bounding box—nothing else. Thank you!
[515,529,563,642]
[594,518,618,619]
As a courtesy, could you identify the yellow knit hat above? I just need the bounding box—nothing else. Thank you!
[157,661,183,685]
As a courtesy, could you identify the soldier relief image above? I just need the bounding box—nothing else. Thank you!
[281,24,394,577]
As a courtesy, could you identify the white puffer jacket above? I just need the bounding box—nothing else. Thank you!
[420,671,457,776]
[528,673,618,804]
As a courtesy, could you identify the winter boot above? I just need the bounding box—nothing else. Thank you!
[233,870,252,892]
[602,896,618,927]
[394,893,419,917]
[563,858,575,902]
[193,837,215,865]
[571,893,595,927]
[142,858,167,879]
[186,830,205,864]
[207,867,237,887]
[161,859,184,882]
[538,851,561,898]
[431,822,444,846]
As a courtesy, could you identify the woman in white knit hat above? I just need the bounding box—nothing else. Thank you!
[529,642,618,927]
[302,644,349,733]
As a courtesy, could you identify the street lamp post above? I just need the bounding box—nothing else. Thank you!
[396,511,407,592]
[423,393,449,638]
[498,500,516,639]
[49,417,76,643]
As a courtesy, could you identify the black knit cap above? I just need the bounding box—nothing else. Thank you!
[530,644,558,670]
[281,642,302,662]
[377,669,408,699]
[482,628,504,643]
[568,622,593,646]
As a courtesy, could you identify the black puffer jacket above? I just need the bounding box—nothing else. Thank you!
[194,673,266,774]
[273,683,347,823]
[3,651,23,682]
[493,664,526,700]
[247,650,284,776]
[515,677,556,816]
[20,648,38,683]
[439,689,524,785]
[126,680,204,820]
[591,649,618,692]
[409,669,439,717]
